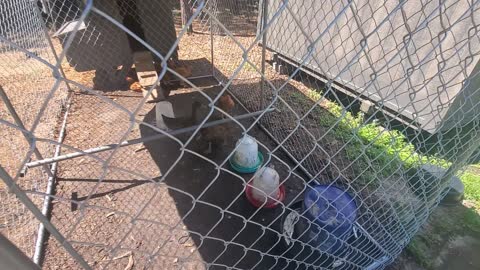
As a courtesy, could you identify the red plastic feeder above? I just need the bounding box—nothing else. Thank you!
[245,180,286,208]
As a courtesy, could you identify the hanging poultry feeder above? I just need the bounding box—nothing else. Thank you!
[245,166,285,208]
[229,135,263,173]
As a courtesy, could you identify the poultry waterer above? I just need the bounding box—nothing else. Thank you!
[245,166,285,208]
[230,135,263,173]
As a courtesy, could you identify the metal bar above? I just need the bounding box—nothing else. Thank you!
[26,108,275,169]
[0,86,53,179]
[31,4,77,263]
[19,157,31,177]
[0,233,41,270]
[33,93,72,265]
[260,0,268,110]
[185,74,215,80]
[0,166,91,270]
[209,0,215,77]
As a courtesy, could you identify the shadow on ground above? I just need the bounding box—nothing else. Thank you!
[138,78,315,269]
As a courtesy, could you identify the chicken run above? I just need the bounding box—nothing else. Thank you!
[1,0,480,269]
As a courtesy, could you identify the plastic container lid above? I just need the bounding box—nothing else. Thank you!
[303,185,357,239]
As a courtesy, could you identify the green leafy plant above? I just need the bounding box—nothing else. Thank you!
[291,87,479,205]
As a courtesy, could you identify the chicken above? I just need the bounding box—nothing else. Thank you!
[172,63,192,87]
[162,95,233,156]
[125,70,142,92]
[129,81,143,92]
[174,65,193,79]
[191,101,228,156]
[201,124,227,155]
[156,59,192,88]
[217,94,235,117]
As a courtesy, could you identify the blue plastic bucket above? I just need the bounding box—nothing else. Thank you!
[297,185,357,254]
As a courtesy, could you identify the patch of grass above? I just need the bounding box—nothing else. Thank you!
[461,171,480,209]
[406,238,434,270]
[301,88,419,185]
[294,87,480,200]
[406,204,480,269]
[462,207,480,233]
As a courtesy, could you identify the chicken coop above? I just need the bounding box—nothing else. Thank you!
[1,0,479,269]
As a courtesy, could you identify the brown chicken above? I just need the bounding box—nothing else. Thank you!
[191,101,228,156]
[127,59,193,94]
[174,65,193,79]
[157,59,192,87]
[172,64,192,87]
[201,124,227,155]
[129,81,143,92]
[125,70,143,92]
[217,94,235,116]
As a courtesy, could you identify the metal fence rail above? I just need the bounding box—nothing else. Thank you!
[0,0,479,269]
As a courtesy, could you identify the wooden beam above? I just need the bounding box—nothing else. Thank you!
[133,51,164,102]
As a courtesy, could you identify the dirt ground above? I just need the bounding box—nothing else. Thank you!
[0,45,69,257]
[41,27,389,267]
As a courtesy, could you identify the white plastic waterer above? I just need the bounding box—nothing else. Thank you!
[251,167,280,204]
[232,135,258,168]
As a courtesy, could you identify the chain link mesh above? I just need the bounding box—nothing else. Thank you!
[0,0,479,269]
[0,0,70,259]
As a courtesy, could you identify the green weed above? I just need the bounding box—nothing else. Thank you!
[406,239,433,270]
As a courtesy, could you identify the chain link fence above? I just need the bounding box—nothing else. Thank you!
[0,0,70,260]
[0,0,479,269]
